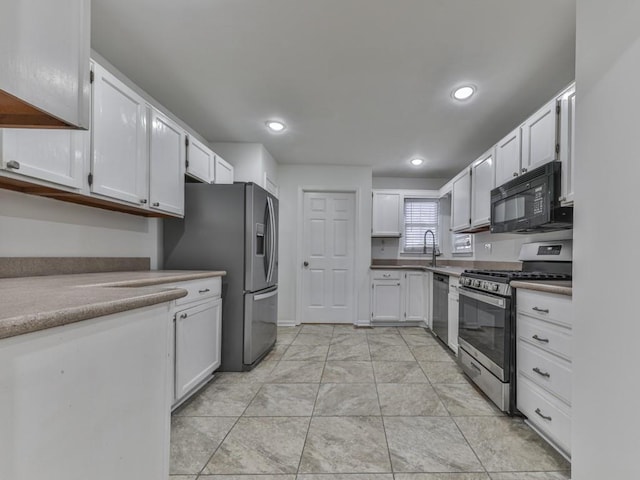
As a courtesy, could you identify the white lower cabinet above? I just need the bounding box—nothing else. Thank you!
[516,289,573,458]
[171,277,222,408]
[0,304,173,480]
[371,269,427,324]
[447,276,459,353]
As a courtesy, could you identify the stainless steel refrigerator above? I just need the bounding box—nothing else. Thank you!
[163,182,278,371]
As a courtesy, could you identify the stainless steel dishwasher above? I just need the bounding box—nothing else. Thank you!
[432,273,449,344]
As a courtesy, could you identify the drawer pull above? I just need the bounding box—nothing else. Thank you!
[198,288,211,294]
[532,367,550,378]
[179,313,187,319]
[535,408,552,421]
[383,273,391,278]
[470,362,482,373]
[532,307,549,314]
[532,334,550,343]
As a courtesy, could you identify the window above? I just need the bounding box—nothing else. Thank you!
[403,197,439,253]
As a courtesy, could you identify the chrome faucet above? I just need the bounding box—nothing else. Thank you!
[423,229,436,267]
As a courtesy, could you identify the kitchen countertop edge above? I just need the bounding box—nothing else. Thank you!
[0,270,227,340]
[370,264,465,277]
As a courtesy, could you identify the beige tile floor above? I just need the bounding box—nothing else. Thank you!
[170,325,571,480]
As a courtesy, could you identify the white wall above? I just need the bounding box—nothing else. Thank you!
[573,1,640,478]
[278,165,372,325]
[211,142,279,189]
[0,189,162,267]
[372,176,448,190]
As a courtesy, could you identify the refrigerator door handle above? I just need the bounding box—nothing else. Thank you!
[266,197,276,283]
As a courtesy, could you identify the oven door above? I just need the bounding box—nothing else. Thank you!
[458,286,511,381]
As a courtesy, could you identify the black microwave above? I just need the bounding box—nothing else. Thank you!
[490,161,573,233]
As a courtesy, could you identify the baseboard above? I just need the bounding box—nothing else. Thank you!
[277,319,297,327]
[355,318,371,327]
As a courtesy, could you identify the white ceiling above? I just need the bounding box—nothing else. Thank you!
[91,0,576,178]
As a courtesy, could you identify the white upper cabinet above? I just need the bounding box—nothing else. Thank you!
[372,191,401,236]
[521,98,558,174]
[470,148,496,228]
[558,86,576,205]
[149,109,185,216]
[0,0,90,129]
[495,127,522,187]
[90,62,149,206]
[451,168,472,232]
[214,155,234,184]
[0,129,86,189]
[186,137,214,183]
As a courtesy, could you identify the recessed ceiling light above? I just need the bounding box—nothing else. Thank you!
[265,120,286,133]
[410,158,424,166]
[452,85,475,101]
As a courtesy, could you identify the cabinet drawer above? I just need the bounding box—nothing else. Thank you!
[517,375,571,456]
[371,270,401,280]
[517,290,572,326]
[174,277,221,306]
[517,341,572,404]
[517,314,572,360]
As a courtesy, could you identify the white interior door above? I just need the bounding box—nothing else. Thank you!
[301,191,356,324]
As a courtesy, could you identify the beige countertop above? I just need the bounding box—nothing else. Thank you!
[510,280,573,296]
[370,264,466,277]
[0,270,226,340]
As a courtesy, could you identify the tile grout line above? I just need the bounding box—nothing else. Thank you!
[194,326,301,477]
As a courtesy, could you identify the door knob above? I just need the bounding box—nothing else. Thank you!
[303,261,309,267]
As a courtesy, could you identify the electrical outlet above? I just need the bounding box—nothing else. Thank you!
[484,243,492,253]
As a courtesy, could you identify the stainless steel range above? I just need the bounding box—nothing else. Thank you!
[457,240,572,413]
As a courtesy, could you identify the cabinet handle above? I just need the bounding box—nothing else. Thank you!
[140,199,148,204]
[198,288,210,294]
[521,167,528,173]
[535,408,552,421]
[532,334,549,343]
[532,307,549,314]
[532,367,550,378]
[152,202,160,207]
[513,172,519,177]
[397,283,401,286]
[179,313,187,319]
[469,362,482,373]
[6,160,20,170]
[383,273,391,278]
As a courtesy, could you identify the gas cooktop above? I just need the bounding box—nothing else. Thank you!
[459,270,572,296]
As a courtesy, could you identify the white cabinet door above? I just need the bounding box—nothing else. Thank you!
[559,87,576,205]
[186,137,214,183]
[0,128,85,189]
[149,109,185,216]
[448,292,459,353]
[0,0,90,129]
[521,98,558,173]
[371,280,403,322]
[0,305,172,480]
[175,299,222,402]
[495,127,522,187]
[372,191,401,236]
[471,148,495,228]
[90,62,149,206]
[214,155,234,184]
[451,168,471,232]
[404,272,425,322]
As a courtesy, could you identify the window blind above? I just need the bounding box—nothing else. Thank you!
[403,197,439,253]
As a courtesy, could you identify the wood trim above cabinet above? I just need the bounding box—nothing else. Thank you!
[0,175,172,218]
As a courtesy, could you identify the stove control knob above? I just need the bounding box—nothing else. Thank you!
[492,284,499,292]
[474,280,481,288]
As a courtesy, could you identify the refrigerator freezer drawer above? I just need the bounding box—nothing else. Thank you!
[244,287,278,365]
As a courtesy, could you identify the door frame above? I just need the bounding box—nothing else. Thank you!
[295,187,359,326]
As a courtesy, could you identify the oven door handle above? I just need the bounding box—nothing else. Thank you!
[458,286,507,309]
